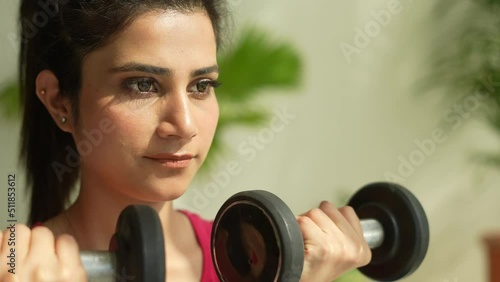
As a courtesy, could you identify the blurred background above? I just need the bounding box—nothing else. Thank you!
[1,0,500,281]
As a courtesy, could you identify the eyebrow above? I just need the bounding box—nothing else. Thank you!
[109,62,219,77]
[192,65,219,77]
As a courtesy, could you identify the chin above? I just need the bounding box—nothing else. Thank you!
[143,179,192,201]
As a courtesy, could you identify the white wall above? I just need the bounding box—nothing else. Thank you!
[1,0,499,281]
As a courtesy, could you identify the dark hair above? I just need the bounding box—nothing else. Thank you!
[19,0,228,225]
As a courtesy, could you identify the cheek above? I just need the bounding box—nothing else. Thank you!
[74,104,154,161]
[198,100,219,141]
[101,109,154,152]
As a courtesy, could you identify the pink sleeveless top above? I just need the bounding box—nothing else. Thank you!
[179,210,219,282]
[33,210,219,282]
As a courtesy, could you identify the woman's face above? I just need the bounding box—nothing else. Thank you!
[73,10,219,201]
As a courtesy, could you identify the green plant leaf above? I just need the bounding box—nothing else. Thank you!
[422,0,500,167]
[198,26,303,175]
[333,270,365,282]
[216,26,302,102]
[0,81,21,119]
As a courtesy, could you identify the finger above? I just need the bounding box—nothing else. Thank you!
[14,224,31,263]
[55,234,87,281]
[55,234,80,266]
[1,225,31,280]
[27,228,58,282]
[296,215,327,243]
[301,208,343,237]
[338,206,364,239]
[318,201,358,237]
[0,224,26,257]
[29,226,56,258]
[297,215,342,268]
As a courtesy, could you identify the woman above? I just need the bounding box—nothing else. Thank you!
[0,0,371,281]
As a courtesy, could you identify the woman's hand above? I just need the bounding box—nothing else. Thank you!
[0,224,87,282]
[297,201,372,282]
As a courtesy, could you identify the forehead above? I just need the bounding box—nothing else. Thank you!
[82,10,217,73]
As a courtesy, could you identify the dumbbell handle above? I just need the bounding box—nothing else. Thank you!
[80,251,117,282]
[361,219,384,249]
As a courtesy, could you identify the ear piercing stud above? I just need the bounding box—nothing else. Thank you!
[39,90,66,124]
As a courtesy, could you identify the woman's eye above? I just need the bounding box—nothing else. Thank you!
[137,80,153,92]
[123,78,159,96]
[189,79,221,97]
[196,81,210,93]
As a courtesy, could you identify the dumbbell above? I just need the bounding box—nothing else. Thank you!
[211,182,430,282]
[79,205,165,282]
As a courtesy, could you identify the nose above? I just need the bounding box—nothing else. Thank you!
[155,91,198,141]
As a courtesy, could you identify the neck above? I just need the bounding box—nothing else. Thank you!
[67,170,180,251]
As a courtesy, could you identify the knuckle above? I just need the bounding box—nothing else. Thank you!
[31,226,54,238]
[16,223,31,232]
[59,265,82,281]
[32,264,81,282]
[354,243,366,264]
[297,216,311,226]
[10,223,31,236]
[59,268,72,281]
[56,234,77,246]
[340,242,360,264]
[322,243,337,262]
[305,241,337,264]
[33,265,51,281]
[347,242,371,266]
[319,200,333,210]
[31,263,77,282]
[304,244,321,259]
[2,224,27,252]
[305,208,323,219]
[362,247,372,265]
[4,223,29,237]
[340,205,356,215]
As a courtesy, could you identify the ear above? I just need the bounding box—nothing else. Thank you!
[35,70,74,133]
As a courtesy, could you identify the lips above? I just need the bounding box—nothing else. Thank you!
[144,153,195,168]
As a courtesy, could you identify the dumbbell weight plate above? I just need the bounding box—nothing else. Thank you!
[212,190,304,282]
[110,205,165,282]
[347,182,429,281]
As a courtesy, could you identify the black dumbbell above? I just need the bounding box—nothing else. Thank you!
[211,182,430,282]
[79,205,166,282]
